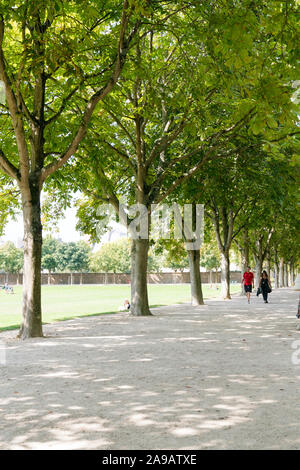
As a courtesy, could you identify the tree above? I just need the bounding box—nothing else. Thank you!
[73,1,299,315]
[56,241,91,273]
[90,238,131,273]
[228,134,300,290]
[0,241,23,274]
[0,174,21,237]
[0,0,142,338]
[233,228,250,276]
[200,236,221,279]
[40,1,300,316]
[42,237,92,273]
[41,236,61,272]
[269,188,300,288]
[155,239,189,273]
[198,162,252,296]
[90,237,162,273]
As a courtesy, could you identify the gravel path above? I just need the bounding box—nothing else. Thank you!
[0,287,299,450]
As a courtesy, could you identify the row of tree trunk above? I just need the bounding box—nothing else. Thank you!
[130,236,297,320]
[130,238,205,316]
[20,226,295,338]
[273,259,296,289]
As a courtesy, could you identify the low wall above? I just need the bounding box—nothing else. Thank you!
[0,271,243,286]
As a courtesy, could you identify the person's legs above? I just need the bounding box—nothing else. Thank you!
[245,285,251,303]
[262,290,268,303]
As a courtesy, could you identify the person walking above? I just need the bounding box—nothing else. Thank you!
[242,266,255,304]
[259,270,272,303]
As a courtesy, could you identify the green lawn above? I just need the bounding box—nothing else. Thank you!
[0,283,241,331]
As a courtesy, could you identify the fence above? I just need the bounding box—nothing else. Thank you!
[0,271,243,286]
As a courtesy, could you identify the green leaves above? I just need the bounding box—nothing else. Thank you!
[42,236,91,273]
[0,0,299,271]
[90,238,131,273]
[0,241,23,273]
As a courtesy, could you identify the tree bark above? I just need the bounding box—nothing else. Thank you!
[254,237,263,288]
[220,251,231,299]
[241,229,250,273]
[255,258,262,288]
[291,263,295,286]
[130,238,151,316]
[274,257,279,288]
[211,206,233,300]
[266,250,271,279]
[18,185,43,339]
[187,248,204,305]
[284,263,289,287]
[279,257,284,287]
[237,229,249,295]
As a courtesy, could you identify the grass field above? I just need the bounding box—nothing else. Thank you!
[0,283,241,331]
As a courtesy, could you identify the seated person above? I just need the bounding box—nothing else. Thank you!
[4,283,14,294]
[118,299,131,311]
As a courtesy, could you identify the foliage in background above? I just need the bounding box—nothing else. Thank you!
[90,237,163,273]
[0,241,23,273]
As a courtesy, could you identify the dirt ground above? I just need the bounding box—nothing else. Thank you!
[0,287,299,450]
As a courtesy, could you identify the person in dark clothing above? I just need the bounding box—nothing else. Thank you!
[259,270,272,303]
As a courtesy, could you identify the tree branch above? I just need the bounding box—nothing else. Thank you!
[0,16,30,180]
[102,106,136,147]
[0,148,20,180]
[41,1,139,182]
[145,113,188,170]
[102,139,137,173]
[154,143,220,205]
[45,85,80,126]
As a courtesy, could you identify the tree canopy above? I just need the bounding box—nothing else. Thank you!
[0,0,299,334]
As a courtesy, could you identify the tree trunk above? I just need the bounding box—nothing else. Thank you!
[288,262,292,287]
[130,238,151,316]
[279,257,284,287]
[255,257,262,289]
[18,189,43,339]
[291,263,295,286]
[239,263,245,296]
[239,230,250,296]
[284,264,289,287]
[220,251,231,299]
[266,250,271,279]
[254,238,263,287]
[274,257,279,288]
[187,248,204,305]
[241,229,250,273]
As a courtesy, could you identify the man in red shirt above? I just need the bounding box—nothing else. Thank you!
[242,266,255,304]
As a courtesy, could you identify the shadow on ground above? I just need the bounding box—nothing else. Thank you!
[0,288,299,450]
